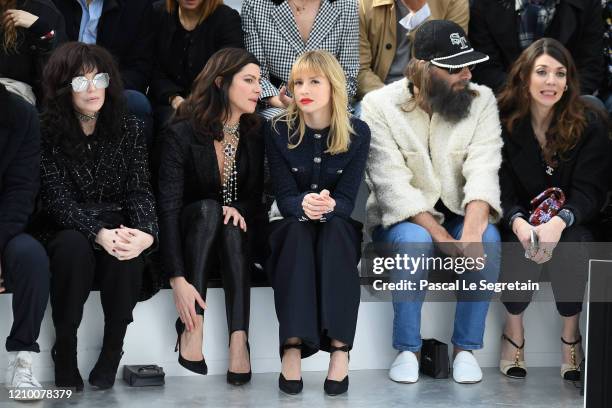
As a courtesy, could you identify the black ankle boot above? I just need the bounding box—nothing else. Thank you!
[88,323,128,390]
[52,328,84,392]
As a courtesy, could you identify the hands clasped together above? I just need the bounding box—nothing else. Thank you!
[95,225,154,261]
[302,189,336,220]
[513,217,565,264]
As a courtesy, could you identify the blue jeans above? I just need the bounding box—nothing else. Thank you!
[372,216,501,352]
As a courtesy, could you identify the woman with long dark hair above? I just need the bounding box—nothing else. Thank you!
[0,0,65,104]
[265,50,370,396]
[36,42,158,391]
[497,38,610,380]
[158,47,263,385]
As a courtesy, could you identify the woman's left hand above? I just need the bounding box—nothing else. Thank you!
[222,206,247,232]
[319,189,336,214]
[531,217,565,264]
[111,225,154,260]
[4,10,39,29]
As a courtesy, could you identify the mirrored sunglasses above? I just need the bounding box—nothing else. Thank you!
[70,73,110,92]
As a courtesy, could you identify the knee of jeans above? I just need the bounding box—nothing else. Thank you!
[124,90,152,116]
[482,223,501,243]
[386,222,433,246]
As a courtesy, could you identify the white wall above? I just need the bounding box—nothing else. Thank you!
[0,284,585,382]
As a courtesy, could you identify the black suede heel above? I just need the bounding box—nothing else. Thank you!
[324,345,350,396]
[279,343,303,395]
[175,318,208,375]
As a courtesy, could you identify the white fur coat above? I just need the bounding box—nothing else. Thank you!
[361,78,503,233]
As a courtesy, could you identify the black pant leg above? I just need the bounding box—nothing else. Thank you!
[47,230,96,332]
[267,217,319,358]
[316,217,362,352]
[2,233,49,352]
[96,250,144,326]
[548,225,593,317]
[219,222,250,334]
[181,199,223,314]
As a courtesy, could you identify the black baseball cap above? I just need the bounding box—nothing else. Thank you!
[413,20,489,69]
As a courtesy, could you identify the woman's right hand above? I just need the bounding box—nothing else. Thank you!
[170,95,184,110]
[4,9,39,29]
[512,217,534,253]
[95,228,117,256]
[170,276,207,331]
[267,86,293,109]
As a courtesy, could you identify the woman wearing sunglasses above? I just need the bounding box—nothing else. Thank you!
[497,38,610,380]
[34,42,158,391]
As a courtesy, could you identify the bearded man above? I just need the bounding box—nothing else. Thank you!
[362,19,503,384]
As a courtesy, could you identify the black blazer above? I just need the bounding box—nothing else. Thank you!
[157,119,264,277]
[0,0,66,100]
[499,112,610,229]
[264,117,370,220]
[0,85,40,253]
[38,115,158,245]
[52,0,154,93]
[151,1,243,106]
[469,0,604,95]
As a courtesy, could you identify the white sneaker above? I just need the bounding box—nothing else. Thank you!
[452,351,483,384]
[389,351,419,383]
[5,351,43,401]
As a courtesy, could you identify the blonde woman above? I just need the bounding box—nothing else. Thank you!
[264,50,370,396]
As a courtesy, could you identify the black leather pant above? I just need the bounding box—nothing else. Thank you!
[181,199,250,334]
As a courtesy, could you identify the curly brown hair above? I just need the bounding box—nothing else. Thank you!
[497,38,588,165]
[173,47,260,143]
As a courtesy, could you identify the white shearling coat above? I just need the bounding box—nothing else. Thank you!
[361,78,503,233]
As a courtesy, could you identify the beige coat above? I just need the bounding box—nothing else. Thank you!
[361,78,502,233]
[357,0,469,99]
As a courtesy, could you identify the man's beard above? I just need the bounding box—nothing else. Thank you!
[427,75,475,123]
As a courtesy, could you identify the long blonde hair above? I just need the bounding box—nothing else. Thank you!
[273,50,353,155]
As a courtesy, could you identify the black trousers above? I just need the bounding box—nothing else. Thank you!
[267,216,362,358]
[47,230,144,334]
[2,234,49,352]
[181,200,250,334]
[501,224,593,317]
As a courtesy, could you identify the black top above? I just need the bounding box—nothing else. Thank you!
[0,84,40,253]
[38,115,158,245]
[151,1,243,106]
[0,0,66,101]
[264,117,371,220]
[499,112,610,229]
[157,118,264,277]
[469,0,604,94]
[52,0,155,93]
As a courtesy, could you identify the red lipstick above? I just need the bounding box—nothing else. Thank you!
[300,98,313,105]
